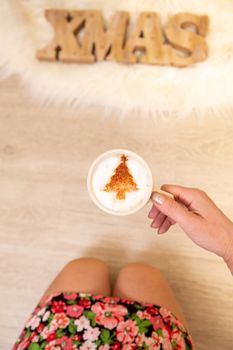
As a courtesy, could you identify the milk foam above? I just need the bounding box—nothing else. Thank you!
[91,155,151,213]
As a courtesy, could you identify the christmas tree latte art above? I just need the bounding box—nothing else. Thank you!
[104,155,138,200]
[88,150,153,215]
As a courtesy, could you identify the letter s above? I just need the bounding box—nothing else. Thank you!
[164,13,209,67]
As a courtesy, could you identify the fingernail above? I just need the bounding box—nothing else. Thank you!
[148,208,154,218]
[152,193,164,205]
[151,220,160,229]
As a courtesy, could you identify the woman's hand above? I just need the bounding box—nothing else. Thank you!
[148,184,233,273]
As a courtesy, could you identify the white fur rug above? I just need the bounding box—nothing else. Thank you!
[0,0,233,117]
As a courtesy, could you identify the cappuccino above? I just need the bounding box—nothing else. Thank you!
[87,150,153,215]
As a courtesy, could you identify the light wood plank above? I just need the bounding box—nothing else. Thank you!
[0,76,232,350]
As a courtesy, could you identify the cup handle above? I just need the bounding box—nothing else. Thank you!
[150,189,174,201]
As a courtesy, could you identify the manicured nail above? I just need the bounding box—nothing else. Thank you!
[148,207,154,218]
[150,221,157,228]
[152,193,164,205]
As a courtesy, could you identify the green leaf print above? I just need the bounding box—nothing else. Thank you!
[100,329,111,344]
[138,319,151,334]
[91,319,97,327]
[47,314,54,323]
[69,318,75,326]
[135,304,144,310]
[73,341,81,346]
[56,329,66,338]
[41,341,47,349]
[38,336,44,343]
[130,314,141,325]
[84,310,95,321]
[25,329,31,338]
[156,329,163,336]
[138,327,147,334]
[139,320,151,328]
[29,343,41,350]
[68,323,77,334]
[95,340,102,347]
[67,300,76,305]
[171,340,177,348]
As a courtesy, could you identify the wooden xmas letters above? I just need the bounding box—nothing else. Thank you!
[37,10,209,67]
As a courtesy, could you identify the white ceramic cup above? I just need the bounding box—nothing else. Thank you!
[87,149,172,216]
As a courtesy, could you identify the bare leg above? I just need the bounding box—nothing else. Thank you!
[41,258,111,300]
[113,263,187,327]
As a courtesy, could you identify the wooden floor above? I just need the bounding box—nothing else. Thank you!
[0,77,232,350]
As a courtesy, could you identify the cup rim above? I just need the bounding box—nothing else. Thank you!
[87,149,153,216]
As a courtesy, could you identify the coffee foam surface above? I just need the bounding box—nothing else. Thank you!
[91,155,151,213]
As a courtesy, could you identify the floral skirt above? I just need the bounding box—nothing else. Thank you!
[13,292,194,350]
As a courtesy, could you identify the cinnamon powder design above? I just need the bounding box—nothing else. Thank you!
[104,155,139,200]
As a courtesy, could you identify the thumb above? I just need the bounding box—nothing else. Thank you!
[151,191,198,230]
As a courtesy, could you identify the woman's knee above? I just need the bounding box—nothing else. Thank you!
[116,262,164,283]
[62,257,109,275]
[41,257,110,299]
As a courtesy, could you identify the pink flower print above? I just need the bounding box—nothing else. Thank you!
[152,332,162,343]
[116,320,138,343]
[99,346,110,350]
[171,329,186,349]
[120,299,135,305]
[45,336,72,350]
[83,327,100,341]
[171,318,186,333]
[122,344,137,350]
[42,310,50,322]
[79,293,91,298]
[66,304,84,318]
[145,335,160,350]
[46,332,57,342]
[146,306,159,316]
[41,326,50,339]
[37,307,46,317]
[17,338,30,350]
[91,302,128,330]
[51,313,69,329]
[51,300,66,314]
[55,336,73,350]
[36,323,45,333]
[41,324,57,339]
[44,341,56,350]
[103,297,119,304]
[159,307,172,319]
[161,326,171,340]
[162,339,173,350]
[79,299,91,309]
[135,334,147,346]
[32,307,41,316]
[151,316,165,330]
[63,292,77,300]
[26,315,40,330]
[136,310,151,319]
[75,316,90,331]
[80,341,97,350]
[72,335,82,342]
[31,334,39,343]
[110,343,121,350]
